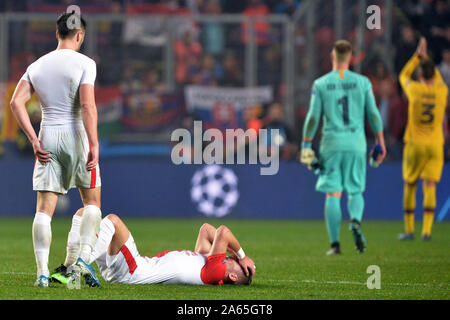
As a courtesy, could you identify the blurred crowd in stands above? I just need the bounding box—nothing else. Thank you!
[1,0,449,162]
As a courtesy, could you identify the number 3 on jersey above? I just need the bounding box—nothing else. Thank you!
[421,103,435,124]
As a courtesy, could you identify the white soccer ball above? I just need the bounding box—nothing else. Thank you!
[191,165,239,218]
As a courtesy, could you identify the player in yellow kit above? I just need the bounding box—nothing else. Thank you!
[398,37,448,241]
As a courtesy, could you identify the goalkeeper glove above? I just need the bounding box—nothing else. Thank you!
[369,144,382,168]
[300,141,318,170]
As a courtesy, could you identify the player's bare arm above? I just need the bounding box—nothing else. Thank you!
[195,223,246,259]
[209,225,255,277]
[10,80,50,165]
[80,83,99,172]
[195,223,216,254]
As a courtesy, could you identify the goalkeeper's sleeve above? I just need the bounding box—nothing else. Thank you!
[302,83,322,140]
[365,81,383,134]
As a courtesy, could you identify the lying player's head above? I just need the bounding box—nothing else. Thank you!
[418,58,435,81]
[56,11,86,50]
[223,257,252,285]
[332,40,353,64]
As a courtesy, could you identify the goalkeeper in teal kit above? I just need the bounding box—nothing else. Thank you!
[301,40,387,255]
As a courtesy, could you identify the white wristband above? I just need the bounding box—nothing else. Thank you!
[236,248,245,260]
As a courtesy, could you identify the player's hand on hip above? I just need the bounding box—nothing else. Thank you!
[238,256,256,277]
[32,139,50,165]
[86,145,99,171]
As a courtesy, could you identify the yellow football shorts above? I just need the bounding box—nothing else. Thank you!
[402,142,444,183]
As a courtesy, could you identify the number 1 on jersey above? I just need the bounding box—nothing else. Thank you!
[338,96,349,125]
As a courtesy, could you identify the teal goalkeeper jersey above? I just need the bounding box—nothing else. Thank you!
[303,69,383,153]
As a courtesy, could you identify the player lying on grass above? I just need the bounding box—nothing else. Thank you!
[52,211,255,286]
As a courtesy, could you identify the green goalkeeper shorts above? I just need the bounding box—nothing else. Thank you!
[316,151,366,194]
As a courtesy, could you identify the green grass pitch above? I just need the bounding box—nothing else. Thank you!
[0,218,448,300]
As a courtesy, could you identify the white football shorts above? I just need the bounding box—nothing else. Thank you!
[33,123,101,194]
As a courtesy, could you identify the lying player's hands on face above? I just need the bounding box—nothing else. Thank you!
[238,256,256,277]
[86,145,99,171]
[32,139,50,165]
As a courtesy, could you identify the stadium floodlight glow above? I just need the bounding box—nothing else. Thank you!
[171,121,280,176]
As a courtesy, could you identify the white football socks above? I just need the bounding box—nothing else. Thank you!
[79,205,102,262]
[32,212,52,278]
[88,217,115,264]
[63,214,82,267]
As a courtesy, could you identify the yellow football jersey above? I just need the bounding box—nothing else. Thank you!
[399,54,448,145]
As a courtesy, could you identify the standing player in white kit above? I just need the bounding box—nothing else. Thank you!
[9,12,102,288]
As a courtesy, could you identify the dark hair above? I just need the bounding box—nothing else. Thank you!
[56,12,86,39]
[419,58,435,80]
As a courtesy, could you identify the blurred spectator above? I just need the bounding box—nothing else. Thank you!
[186,0,205,14]
[438,48,450,87]
[386,92,408,160]
[243,105,264,133]
[369,61,396,102]
[219,51,244,87]
[274,0,301,16]
[201,0,225,58]
[368,61,398,150]
[421,0,450,63]
[189,54,223,86]
[220,0,246,13]
[175,31,203,84]
[141,69,166,93]
[241,0,271,46]
[262,103,298,160]
[394,25,418,76]
[258,45,282,96]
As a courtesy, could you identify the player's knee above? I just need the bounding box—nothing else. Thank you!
[200,223,212,232]
[326,192,341,198]
[404,180,417,187]
[422,180,436,188]
[74,208,83,217]
[216,225,230,237]
[105,213,120,226]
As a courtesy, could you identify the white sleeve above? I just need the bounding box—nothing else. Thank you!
[20,67,31,83]
[80,59,97,85]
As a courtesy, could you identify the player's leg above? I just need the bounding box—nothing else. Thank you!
[50,208,84,284]
[342,151,367,253]
[399,143,424,240]
[33,191,58,287]
[103,214,131,256]
[324,192,343,255]
[347,193,366,252]
[401,181,417,239]
[316,152,343,255]
[419,144,444,240]
[66,187,102,287]
[64,208,83,267]
[78,186,102,262]
[421,180,436,240]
